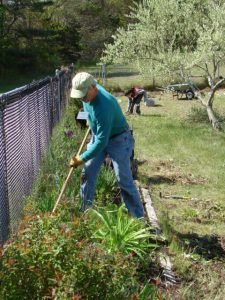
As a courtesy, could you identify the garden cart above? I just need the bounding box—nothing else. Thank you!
[158,80,197,100]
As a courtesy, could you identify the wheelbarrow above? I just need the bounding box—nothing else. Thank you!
[157,81,197,100]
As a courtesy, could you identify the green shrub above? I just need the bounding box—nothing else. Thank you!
[187,107,210,123]
[187,106,225,124]
[0,209,155,299]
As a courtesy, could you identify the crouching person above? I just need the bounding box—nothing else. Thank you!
[125,86,148,115]
[70,72,144,218]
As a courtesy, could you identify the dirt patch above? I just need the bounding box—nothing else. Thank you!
[176,174,208,185]
[151,160,208,185]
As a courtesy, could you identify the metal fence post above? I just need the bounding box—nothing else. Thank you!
[102,63,106,86]
[0,102,10,242]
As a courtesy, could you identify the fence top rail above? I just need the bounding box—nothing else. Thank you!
[0,70,70,109]
[0,77,51,106]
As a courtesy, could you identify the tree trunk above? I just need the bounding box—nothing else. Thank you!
[206,104,221,130]
[197,77,225,131]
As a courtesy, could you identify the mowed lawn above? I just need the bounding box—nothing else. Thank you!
[117,90,225,299]
[118,91,225,234]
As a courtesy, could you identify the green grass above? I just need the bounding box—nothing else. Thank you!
[74,63,209,92]
[115,90,225,299]
[118,93,225,232]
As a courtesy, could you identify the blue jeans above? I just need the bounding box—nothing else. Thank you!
[80,130,144,218]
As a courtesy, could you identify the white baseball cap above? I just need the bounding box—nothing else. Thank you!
[70,72,96,98]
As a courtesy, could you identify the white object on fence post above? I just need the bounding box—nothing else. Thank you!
[102,63,106,86]
[55,69,60,76]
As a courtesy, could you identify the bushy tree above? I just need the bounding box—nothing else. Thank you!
[102,0,225,130]
[0,0,60,74]
[50,0,136,60]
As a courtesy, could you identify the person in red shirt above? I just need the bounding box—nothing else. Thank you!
[125,86,148,115]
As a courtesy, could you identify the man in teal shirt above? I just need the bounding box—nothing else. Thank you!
[70,72,144,218]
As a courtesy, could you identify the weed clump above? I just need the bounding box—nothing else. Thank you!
[187,106,225,125]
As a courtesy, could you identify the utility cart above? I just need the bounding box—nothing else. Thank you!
[158,81,197,100]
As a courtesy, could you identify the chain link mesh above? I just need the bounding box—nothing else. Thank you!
[0,68,72,242]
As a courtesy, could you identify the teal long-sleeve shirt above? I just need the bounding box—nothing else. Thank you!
[80,84,128,162]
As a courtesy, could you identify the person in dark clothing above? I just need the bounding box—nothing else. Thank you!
[125,86,148,115]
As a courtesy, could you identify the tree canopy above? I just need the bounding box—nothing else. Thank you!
[102,0,225,129]
[102,0,225,83]
[0,0,136,76]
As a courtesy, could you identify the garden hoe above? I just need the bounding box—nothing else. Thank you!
[51,127,91,214]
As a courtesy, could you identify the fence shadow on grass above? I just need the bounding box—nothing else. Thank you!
[177,232,225,260]
[107,71,140,78]
[161,215,225,260]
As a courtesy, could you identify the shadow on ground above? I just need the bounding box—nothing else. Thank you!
[107,71,140,77]
[177,232,225,260]
[138,173,176,185]
[161,215,225,260]
[140,113,164,117]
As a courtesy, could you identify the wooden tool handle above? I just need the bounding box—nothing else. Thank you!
[51,127,91,214]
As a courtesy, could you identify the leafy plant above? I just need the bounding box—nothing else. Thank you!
[95,167,120,206]
[0,207,157,299]
[89,205,157,259]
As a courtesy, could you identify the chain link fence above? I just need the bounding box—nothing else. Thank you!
[0,67,72,242]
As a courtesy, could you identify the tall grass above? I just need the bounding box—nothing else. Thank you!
[25,104,84,212]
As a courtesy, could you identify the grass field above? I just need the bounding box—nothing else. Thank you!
[115,88,225,299]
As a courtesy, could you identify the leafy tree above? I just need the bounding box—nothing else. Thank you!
[0,1,58,74]
[50,0,137,60]
[0,0,81,75]
[0,0,139,75]
[102,0,225,130]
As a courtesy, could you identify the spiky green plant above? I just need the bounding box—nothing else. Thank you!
[89,205,157,259]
